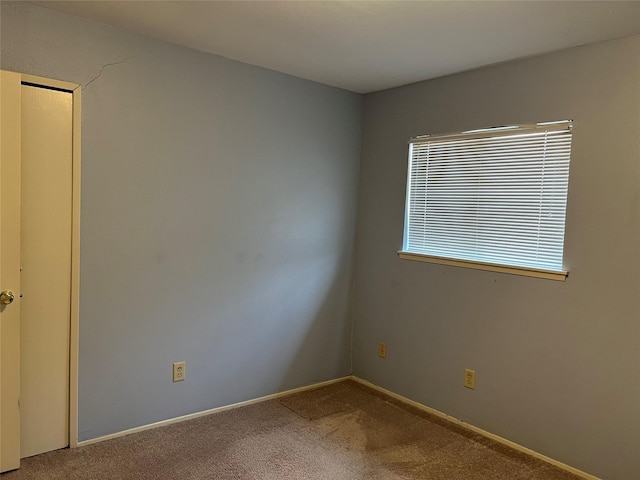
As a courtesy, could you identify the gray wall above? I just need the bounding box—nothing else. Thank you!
[353,36,640,479]
[1,2,362,441]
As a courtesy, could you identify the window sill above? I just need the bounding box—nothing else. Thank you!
[397,251,568,281]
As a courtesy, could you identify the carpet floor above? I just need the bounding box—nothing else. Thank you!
[1,380,582,479]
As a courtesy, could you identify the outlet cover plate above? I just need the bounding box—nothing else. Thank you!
[464,369,476,389]
[173,361,186,382]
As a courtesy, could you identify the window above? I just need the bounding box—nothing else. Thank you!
[400,121,572,281]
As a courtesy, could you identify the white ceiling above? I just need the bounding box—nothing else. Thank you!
[32,1,640,93]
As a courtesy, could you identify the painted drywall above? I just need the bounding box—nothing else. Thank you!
[1,2,362,441]
[353,36,640,479]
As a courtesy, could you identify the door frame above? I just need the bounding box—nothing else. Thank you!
[19,72,81,448]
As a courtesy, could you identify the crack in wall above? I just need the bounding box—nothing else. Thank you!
[84,56,135,89]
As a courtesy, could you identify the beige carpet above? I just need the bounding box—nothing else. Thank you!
[1,380,582,479]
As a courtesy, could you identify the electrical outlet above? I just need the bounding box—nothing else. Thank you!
[173,361,186,382]
[464,369,476,389]
[378,342,386,359]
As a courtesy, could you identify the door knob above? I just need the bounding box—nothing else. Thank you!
[0,290,15,305]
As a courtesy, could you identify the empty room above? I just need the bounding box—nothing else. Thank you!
[1,1,639,479]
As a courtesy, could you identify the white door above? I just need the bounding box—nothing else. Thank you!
[0,71,74,472]
[0,69,23,474]
[20,83,73,458]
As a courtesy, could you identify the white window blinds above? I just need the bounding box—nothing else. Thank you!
[402,122,572,274]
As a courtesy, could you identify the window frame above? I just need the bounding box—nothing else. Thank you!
[398,122,572,281]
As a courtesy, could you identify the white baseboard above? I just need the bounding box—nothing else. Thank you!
[76,376,350,447]
[350,376,600,480]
